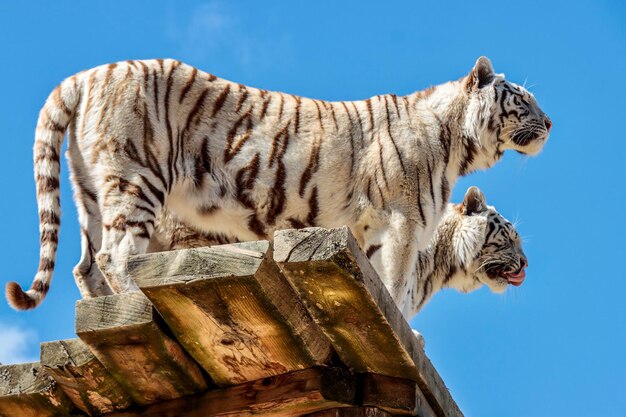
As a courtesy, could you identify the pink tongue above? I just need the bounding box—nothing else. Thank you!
[507,269,526,286]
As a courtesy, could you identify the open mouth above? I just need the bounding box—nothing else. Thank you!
[504,266,526,286]
[486,265,526,286]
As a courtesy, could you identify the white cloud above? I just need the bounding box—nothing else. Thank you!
[167,1,292,72]
[0,322,37,365]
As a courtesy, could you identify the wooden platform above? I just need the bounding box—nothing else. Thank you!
[0,227,463,417]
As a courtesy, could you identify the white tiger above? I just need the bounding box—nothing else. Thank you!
[6,56,550,311]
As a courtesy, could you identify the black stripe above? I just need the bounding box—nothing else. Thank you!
[211,84,231,117]
[235,84,249,112]
[142,99,169,190]
[293,96,301,134]
[179,67,198,104]
[135,205,156,218]
[415,169,426,226]
[459,136,477,176]
[39,210,60,225]
[40,229,59,244]
[426,158,436,211]
[383,95,407,175]
[340,102,355,177]
[165,62,181,185]
[440,177,450,206]
[350,102,365,147]
[306,186,319,226]
[366,244,382,259]
[139,174,165,206]
[259,94,272,121]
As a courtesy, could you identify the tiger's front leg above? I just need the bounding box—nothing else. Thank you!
[362,211,421,315]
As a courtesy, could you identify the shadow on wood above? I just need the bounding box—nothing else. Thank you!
[75,292,208,405]
[127,241,333,387]
[108,367,356,417]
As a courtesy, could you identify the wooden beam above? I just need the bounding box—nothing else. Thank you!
[361,374,436,417]
[0,362,79,417]
[127,241,333,386]
[273,227,418,379]
[40,338,133,415]
[306,407,393,417]
[108,367,356,417]
[274,227,463,417]
[75,292,208,406]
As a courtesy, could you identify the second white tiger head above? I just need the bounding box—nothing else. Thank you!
[448,186,528,294]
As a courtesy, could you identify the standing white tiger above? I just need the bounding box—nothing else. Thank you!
[6,56,550,310]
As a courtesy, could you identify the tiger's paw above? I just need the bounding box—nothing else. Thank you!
[412,329,425,349]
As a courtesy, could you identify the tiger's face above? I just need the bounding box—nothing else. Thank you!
[464,57,552,158]
[473,208,527,294]
[493,80,551,156]
[450,186,528,294]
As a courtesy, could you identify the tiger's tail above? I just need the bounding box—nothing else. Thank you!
[6,77,81,310]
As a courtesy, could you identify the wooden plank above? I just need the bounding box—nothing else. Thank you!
[361,374,436,417]
[273,227,419,379]
[274,227,463,417]
[41,338,133,415]
[108,367,356,417]
[306,407,392,417]
[0,362,80,417]
[75,292,208,406]
[127,241,333,386]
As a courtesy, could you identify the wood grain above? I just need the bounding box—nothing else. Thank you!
[274,227,463,417]
[0,362,80,417]
[41,338,133,415]
[75,292,208,405]
[127,241,333,386]
[108,367,356,417]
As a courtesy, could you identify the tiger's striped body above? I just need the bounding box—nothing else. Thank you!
[6,56,551,311]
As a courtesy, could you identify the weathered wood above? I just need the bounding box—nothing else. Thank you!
[274,227,463,417]
[75,292,208,405]
[0,362,80,417]
[109,367,356,417]
[41,338,133,415]
[127,241,333,386]
[361,374,436,417]
[306,407,392,417]
[273,227,418,379]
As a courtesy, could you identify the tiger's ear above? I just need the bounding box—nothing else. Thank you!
[462,186,486,215]
[465,56,495,92]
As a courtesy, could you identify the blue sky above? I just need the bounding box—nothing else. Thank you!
[0,1,624,416]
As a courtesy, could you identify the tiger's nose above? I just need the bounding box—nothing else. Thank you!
[543,117,552,131]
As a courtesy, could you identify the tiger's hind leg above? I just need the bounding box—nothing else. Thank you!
[74,213,113,298]
[67,139,113,298]
[95,176,162,293]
